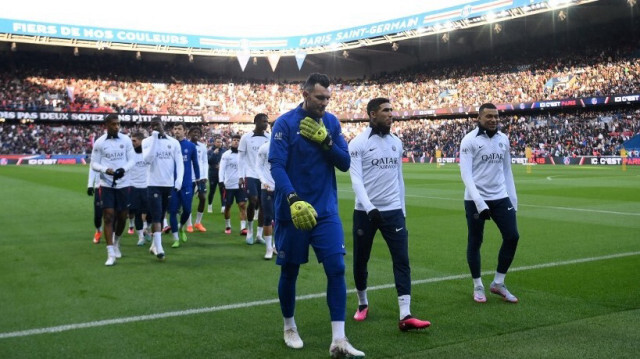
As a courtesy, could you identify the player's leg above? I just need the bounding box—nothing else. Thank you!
[207,178,215,213]
[179,187,194,242]
[465,200,487,302]
[380,210,430,330]
[352,209,376,321]
[223,189,234,234]
[93,188,103,244]
[261,190,275,259]
[111,187,130,259]
[488,198,520,303]
[194,181,207,232]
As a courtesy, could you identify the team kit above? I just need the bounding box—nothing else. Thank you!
[89,73,521,358]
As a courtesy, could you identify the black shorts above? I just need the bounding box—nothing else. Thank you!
[99,186,130,211]
[129,187,148,213]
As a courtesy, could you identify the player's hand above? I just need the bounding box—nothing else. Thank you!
[113,168,125,180]
[367,208,383,226]
[476,209,492,221]
[239,177,246,190]
[219,182,225,192]
[299,117,332,150]
[288,193,317,230]
[87,187,94,196]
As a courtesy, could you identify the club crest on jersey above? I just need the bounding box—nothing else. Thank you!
[499,142,504,148]
[392,145,397,152]
[184,149,189,154]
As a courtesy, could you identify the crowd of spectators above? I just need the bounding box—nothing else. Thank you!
[1,21,640,120]
[2,108,638,157]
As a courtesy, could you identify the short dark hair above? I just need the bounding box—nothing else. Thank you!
[478,103,497,114]
[366,97,390,117]
[104,114,118,123]
[132,132,144,140]
[303,73,330,92]
[150,116,162,124]
[232,134,241,140]
[172,122,185,130]
[188,126,202,134]
[254,113,268,123]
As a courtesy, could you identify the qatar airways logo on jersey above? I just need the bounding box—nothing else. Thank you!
[135,160,149,167]
[105,152,125,160]
[371,157,398,169]
[481,153,504,163]
[156,151,173,159]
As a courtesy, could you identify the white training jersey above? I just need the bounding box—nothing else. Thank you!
[142,133,184,189]
[238,132,269,179]
[191,141,208,181]
[129,150,150,189]
[459,127,518,213]
[90,132,135,189]
[219,149,241,189]
[256,141,275,190]
[348,127,405,214]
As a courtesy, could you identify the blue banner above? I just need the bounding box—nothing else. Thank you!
[0,0,546,51]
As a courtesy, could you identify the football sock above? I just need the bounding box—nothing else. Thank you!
[186,214,193,227]
[398,295,411,320]
[473,277,484,287]
[494,272,506,284]
[257,226,264,237]
[357,290,368,306]
[241,220,246,229]
[265,235,273,249]
[196,212,203,223]
[283,317,296,331]
[225,219,231,227]
[331,321,345,341]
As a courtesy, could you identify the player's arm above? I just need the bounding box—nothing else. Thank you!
[191,145,200,181]
[142,133,157,163]
[503,138,518,211]
[348,138,375,212]
[237,136,247,182]
[218,152,227,185]
[459,137,489,213]
[90,139,109,173]
[269,121,295,196]
[200,144,209,180]
[325,121,351,172]
[87,168,98,195]
[122,137,136,172]
[173,140,184,190]
[397,138,406,216]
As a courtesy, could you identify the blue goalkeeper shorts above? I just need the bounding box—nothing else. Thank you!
[275,213,346,265]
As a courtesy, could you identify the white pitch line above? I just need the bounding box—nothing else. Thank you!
[1,251,638,340]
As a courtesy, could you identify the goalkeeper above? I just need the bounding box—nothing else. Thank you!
[269,73,364,358]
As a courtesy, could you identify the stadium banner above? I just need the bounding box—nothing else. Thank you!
[403,156,640,166]
[0,154,87,165]
[0,111,203,123]
[0,1,546,52]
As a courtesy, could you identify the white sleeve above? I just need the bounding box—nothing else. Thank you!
[218,152,227,183]
[503,139,518,211]
[123,137,135,172]
[397,139,406,216]
[173,140,184,190]
[348,137,375,213]
[200,144,209,180]
[90,139,106,173]
[237,136,247,178]
[87,168,99,188]
[460,137,488,212]
[142,136,156,163]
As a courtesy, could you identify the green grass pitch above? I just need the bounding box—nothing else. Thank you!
[0,163,638,358]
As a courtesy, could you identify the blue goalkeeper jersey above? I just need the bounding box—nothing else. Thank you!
[269,104,350,221]
[177,138,200,185]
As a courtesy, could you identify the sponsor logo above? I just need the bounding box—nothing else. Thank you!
[371,157,398,169]
[395,227,403,232]
[508,207,513,211]
[481,153,504,163]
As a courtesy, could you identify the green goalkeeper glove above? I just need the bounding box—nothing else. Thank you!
[287,193,317,230]
[299,117,332,150]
